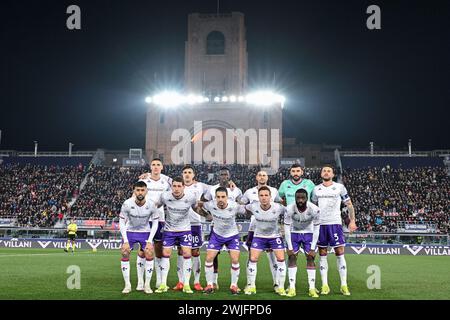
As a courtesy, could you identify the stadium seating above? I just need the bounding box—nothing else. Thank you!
[0,160,448,234]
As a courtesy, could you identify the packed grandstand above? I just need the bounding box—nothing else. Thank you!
[0,153,448,235]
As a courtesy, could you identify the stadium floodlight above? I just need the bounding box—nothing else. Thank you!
[245,90,285,107]
[229,95,237,102]
[145,96,152,104]
[203,97,210,103]
[214,96,220,102]
[222,96,229,102]
[152,91,185,108]
[186,94,197,105]
[196,95,205,104]
[238,95,245,102]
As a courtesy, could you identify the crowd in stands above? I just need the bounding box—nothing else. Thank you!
[343,166,450,234]
[69,164,322,220]
[0,161,448,234]
[0,163,85,227]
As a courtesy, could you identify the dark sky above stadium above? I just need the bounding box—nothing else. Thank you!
[1,0,449,152]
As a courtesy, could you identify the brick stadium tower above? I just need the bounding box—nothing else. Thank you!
[145,12,283,166]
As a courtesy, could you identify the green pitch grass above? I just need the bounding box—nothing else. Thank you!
[0,248,449,300]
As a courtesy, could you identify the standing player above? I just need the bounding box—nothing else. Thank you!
[203,167,242,290]
[278,164,315,205]
[243,186,287,296]
[119,181,160,294]
[312,166,357,296]
[283,188,320,298]
[64,219,77,253]
[138,158,172,289]
[153,177,201,294]
[240,170,281,291]
[173,164,209,292]
[198,187,246,295]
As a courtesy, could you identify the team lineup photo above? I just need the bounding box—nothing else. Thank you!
[1,0,449,307]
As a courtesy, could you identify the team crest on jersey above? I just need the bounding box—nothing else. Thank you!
[131,206,135,209]
[184,199,189,203]
[332,187,336,190]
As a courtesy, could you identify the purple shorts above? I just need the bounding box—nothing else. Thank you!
[317,224,345,248]
[162,230,192,248]
[291,233,313,254]
[246,231,254,247]
[251,236,285,251]
[207,231,240,251]
[191,225,203,249]
[150,221,165,242]
[123,231,150,251]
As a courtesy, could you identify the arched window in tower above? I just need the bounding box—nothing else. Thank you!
[206,31,225,55]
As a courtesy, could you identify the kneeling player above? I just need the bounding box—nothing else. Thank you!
[198,187,245,295]
[119,181,160,294]
[284,189,320,298]
[243,187,287,296]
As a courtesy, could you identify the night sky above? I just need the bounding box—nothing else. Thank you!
[1,0,449,152]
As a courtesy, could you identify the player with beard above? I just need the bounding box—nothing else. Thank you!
[284,188,321,298]
[119,181,160,294]
[203,167,242,290]
[312,166,357,296]
[197,187,246,295]
[278,164,315,205]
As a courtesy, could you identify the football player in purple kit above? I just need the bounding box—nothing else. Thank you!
[138,158,172,288]
[152,177,202,294]
[197,187,246,295]
[242,186,287,296]
[172,165,210,292]
[312,166,357,296]
[284,188,321,298]
[119,181,160,294]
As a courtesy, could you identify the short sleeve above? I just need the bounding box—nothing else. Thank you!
[237,204,246,215]
[240,190,250,204]
[119,202,129,220]
[278,181,286,198]
[340,185,351,203]
[284,207,292,225]
[311,188,318,204]
[203,201,212,212]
